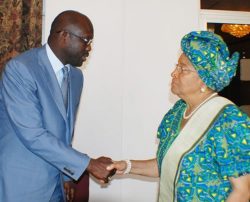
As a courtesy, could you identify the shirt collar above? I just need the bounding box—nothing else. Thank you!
[46,43,65,74]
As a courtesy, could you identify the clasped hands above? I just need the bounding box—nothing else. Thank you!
[87,156,128,183]
[64,157,126,202]
[87,156,117,184]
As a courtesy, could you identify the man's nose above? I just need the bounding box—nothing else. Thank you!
[85,43,92,52]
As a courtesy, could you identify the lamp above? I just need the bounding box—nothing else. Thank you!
[221,24,250,38]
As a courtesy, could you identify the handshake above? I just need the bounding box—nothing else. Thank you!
[64,157,129,201]
[86,156,129,184]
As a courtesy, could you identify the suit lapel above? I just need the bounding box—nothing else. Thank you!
[37,46,67,122]
[67,66,83,142]
[68,67,76,139]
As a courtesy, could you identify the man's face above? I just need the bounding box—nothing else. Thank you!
[64,31,93,67]
[63,21,94,67]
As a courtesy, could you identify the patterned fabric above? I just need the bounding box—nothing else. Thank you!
[181,31,239,92]
[157,99,185,173]
[0,0,42,74]
[157,100,250,201]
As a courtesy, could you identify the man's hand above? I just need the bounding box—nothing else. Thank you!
[87,156,114,183]
[63,181,75,202]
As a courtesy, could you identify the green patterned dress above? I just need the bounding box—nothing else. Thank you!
[157,99,250,202]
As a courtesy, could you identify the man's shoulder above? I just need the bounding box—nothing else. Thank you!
[6,46,45,69]
[13,46,43,62]
[4,46,46,78]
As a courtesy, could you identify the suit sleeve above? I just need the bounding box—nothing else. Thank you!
[1,60,90,181]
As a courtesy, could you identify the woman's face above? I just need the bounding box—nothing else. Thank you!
[171,53,204,98]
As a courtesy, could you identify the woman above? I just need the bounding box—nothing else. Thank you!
[107,31,250,202]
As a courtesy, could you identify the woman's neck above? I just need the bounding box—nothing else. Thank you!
[183,91,218,119]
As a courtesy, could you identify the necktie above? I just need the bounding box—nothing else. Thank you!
[61,66,69,109]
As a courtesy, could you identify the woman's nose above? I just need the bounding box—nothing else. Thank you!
[171,68,178,78]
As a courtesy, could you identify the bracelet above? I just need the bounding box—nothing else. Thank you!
[123,159,132,174]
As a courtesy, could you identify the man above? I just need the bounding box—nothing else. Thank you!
[0,10,113,202]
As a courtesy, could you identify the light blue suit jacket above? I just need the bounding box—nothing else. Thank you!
[0,46,90,202]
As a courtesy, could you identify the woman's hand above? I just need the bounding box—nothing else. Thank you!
[107,158,159,177]
[107,160,127,175]
[227,174,250,202]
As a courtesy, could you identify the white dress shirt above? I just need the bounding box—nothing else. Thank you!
[45,44,69,87]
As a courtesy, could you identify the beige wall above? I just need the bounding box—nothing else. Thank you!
[43,1,200,201]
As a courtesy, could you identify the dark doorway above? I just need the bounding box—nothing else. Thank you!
[201,0,250,12]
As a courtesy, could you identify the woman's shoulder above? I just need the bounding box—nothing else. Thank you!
[210,103,250,140]
[219,103,250,122]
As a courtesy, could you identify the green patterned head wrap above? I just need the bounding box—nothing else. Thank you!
[181,31,239,92]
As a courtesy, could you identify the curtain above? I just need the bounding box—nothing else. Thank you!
[0,0,42,73]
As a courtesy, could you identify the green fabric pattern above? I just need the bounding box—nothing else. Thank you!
[157,101,250,201]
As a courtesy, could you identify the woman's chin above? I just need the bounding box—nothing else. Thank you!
[170,86,176,94]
